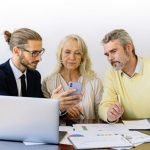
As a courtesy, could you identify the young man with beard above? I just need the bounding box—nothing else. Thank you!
[0,28,81,113]
[0,28,44,97]
[99,29,150,122]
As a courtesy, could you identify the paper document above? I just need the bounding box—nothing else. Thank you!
[122,131,150,145]
[59,126,74,145]
[73,123,129,133]
[59,126,73,132]
[123,119,150,129]
[68,134,133,149]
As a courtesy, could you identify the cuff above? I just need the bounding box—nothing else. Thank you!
[59,110,67,116]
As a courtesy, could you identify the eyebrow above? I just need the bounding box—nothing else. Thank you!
[64,49,80,52]
[104,48,117,56]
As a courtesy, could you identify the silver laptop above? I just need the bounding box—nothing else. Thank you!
[0,96,59,144]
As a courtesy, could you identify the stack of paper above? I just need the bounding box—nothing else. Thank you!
[73,123,129,133]
[68,134,133,149]
[123,119,150,130]
[59,122,150,149]
[123,131,150,145]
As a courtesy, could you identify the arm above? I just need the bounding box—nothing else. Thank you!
[93,78,103,119]
[42,77,51,98]
[98,69,123,122]
[0,70,9,95]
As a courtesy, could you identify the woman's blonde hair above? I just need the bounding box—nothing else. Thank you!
[54,34,97,79]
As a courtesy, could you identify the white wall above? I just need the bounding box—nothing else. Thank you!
[0,0,150,80]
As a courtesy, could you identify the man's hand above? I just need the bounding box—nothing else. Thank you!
[51,85,81,112]
[107,102,124,122]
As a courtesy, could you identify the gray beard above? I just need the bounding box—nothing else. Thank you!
[113,63,124,71]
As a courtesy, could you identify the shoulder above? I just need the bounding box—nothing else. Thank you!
[0,60,10,71]
[42,73,59,94]
[141,57,150,64]
[0,69,6,79]
[83,75,103,88]
[140,57,150,73]
[27,69,41,79]
[104,67,120,80]
[0,60,12,77]
[43,73,58,83]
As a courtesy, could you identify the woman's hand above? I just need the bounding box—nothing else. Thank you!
[51,85,82,112]
[67,105,83,119]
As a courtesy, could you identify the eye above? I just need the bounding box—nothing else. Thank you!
[75,52,81,55]
[111,50,116,53]
[64,50,71,54]
[32,51,40,57]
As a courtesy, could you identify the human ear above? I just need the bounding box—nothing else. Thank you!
[12,47,21,56]
[126,43,132,53]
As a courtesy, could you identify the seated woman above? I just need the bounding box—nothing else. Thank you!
[42,34,103,121]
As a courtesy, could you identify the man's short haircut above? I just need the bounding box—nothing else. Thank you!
[101,29,135,55]
[4,28,42,51]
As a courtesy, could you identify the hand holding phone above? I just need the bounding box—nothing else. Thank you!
[65,82,82,95]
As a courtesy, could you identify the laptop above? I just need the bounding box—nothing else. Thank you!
[0,96,60,144]
[0,141,59,150]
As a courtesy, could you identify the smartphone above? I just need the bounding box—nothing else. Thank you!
[66,82,82,95]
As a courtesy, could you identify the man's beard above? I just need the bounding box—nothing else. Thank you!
[19,56,38,70]
[112,61,125,70]
[111,50,130,71]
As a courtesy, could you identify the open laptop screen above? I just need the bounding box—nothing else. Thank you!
[0,96,59,144]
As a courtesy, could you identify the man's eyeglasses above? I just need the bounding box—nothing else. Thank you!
[21,48,45,57]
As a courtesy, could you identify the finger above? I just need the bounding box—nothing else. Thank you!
[108,111,118,121]
[72,107,80,117]
[108,106,119,117]
[74,105,82,114]
[61,89,76,96]
[62,94,82,101]
[61,99,80,106]
[53,85,62,94]
[112,103,122,114]
[68,109,76,118]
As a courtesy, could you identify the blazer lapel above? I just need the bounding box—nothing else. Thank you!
[5,61,18,96]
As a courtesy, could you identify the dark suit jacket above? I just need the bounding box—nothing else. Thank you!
[0,60,43,97]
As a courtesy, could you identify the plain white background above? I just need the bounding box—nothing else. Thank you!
[0,0,150,80]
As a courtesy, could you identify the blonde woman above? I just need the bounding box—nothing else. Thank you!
[42,34,103,120]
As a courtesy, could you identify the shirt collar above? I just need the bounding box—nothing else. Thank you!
[9,59,27,80]
[120,56,143,78]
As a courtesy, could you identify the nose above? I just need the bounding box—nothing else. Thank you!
[70,53,75,60]
[108,53,113,61]
[35,54,42,62]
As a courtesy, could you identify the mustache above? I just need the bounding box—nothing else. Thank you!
[111,61,120,64]
[32,61,39,64]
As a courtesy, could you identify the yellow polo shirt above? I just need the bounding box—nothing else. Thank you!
[99,57,150,122]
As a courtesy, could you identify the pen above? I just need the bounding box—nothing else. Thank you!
[118,94,123,119]
[118,94,121,105]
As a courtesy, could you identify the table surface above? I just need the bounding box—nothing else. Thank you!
[59,130,150,150]
[0,119,149,150]
[59,119,150,150]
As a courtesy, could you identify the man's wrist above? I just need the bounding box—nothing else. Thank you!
[107,118,119,124]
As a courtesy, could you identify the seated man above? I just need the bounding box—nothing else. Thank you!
[99,29,150,122]
[0,28,81,113]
